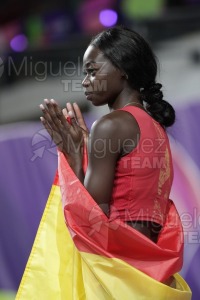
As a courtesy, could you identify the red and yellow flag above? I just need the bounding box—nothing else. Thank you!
[16,152,192,299]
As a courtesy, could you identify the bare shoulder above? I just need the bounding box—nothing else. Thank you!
[90,110,140,140]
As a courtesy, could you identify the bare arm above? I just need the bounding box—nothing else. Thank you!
[84,117,121,215]
[83,110,140,215]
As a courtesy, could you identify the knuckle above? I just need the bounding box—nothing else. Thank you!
[51,112,57,119]
[56,111,62,118]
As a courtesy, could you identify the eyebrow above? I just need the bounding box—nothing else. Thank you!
[84,61,96,68]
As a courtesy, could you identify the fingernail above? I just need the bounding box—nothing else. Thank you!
[40,104,45,109]
[40,116,44,121]
[44,99,49,104]
[68,111,74,117]
[50,99,56,104]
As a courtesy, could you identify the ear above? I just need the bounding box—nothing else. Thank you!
[121,73,128,80]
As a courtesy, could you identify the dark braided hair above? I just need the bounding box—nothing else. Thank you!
[90,26,175,127]
[140,83,175,127]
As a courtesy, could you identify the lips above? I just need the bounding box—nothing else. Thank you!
[85,92,94,100]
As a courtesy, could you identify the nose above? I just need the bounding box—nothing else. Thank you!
[82,75,90,88]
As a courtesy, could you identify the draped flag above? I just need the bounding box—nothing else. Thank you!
[16,151,192,299]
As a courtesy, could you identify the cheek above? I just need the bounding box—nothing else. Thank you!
[92,70,122,94]
[106,73,123,92]
[93,77,108,93]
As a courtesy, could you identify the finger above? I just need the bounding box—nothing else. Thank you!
[62,108,68,118]
[44,99,70,131]
[62,108,72,125]
[40,116,63,148]
[68,110,77,127]
[44,99,62,129]
[49,99,70,129]
[39,102,57,132]
[66,102,76,120]
[40,116,54,139]
[66,102,79,128]
[73,102,88,132]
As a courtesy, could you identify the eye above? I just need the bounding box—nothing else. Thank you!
[83,68,97,76]
[89,69,96,76]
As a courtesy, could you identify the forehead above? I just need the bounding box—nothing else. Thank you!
[83,45,107,67]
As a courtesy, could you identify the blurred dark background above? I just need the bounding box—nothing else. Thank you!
[0,0,200,123]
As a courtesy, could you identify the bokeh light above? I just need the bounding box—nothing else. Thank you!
[121,0,164,20]
[10,34,28,52]
[99,9,118,27]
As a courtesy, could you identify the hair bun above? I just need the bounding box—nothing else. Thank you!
[141,82,163,104]
[146,99,175,127]
[149,83,162,93]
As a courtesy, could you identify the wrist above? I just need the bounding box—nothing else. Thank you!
[64,154,82,168]
[64,153,84,183]
[71,163,84,184]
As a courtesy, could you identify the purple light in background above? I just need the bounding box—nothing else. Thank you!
[10,34,28,52]
[99,9,118,27]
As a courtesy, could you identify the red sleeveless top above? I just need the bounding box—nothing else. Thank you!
[109,106,173,226]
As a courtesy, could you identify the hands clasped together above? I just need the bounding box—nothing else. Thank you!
[39,99,89,168]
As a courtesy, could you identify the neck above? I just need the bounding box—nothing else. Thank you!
[123,101,144,108]
[108,89,142,111]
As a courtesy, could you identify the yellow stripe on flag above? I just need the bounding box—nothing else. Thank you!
[15,185,82,300]
[16,184,191,300]
[80,252,191,300]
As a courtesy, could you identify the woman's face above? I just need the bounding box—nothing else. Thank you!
[82,45,124,106]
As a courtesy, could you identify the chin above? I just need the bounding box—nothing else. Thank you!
[92,101,107,107]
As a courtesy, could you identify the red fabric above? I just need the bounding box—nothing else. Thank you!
[109,107,173,226]
[58,152,184,283]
